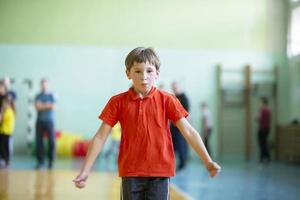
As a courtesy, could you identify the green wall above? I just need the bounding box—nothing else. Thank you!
[0,0,276,50]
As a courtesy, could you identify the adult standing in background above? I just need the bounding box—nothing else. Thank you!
[201,102,213,155]
[257,97,271,163]
[170,81,190,171]
[35,79,56,169]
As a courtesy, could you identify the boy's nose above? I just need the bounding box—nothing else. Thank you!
[141,72,148,79]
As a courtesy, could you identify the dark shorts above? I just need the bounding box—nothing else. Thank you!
[121,177,170,200]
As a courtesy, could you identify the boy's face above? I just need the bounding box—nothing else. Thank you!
[126,62,159,96]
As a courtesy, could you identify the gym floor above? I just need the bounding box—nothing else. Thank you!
[0,156,300,200]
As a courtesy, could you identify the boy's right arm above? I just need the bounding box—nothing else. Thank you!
[73,122,112,189]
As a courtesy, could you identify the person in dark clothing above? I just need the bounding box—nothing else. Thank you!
[170,81,190,171]
[35,79,56,169]
[257,97,271,163]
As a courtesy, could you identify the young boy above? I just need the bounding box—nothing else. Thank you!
[73,47,221,199]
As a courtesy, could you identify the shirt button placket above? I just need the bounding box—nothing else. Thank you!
[137,100,143,132]
[140,100,144,132]
[139,100,143,115]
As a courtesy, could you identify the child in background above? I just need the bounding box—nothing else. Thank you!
[104,123,121,162]
[257,97,271,163]
[73,47,221,199]
[201,102,213,155]
[0,81,16,168]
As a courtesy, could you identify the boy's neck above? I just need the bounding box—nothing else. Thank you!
[132,86,152,98]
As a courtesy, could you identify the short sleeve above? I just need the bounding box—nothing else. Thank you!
[51,93,57,103]
[167,95,189,125]
[8,91,17,101]
[99,96,119,127]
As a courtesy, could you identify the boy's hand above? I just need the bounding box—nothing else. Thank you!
[206,161,221,178]
[73,173,88,189]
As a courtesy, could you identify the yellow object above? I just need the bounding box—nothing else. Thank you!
[56,132,83,157]
[0,107,15,135]
[111,123,121,141]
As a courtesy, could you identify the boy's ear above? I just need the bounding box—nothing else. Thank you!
[155,70,160,79]
[126,70,131,80]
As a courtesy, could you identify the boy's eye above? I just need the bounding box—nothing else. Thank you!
[147,70,153,73]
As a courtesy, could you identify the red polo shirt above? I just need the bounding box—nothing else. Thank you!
[99,87,188,177]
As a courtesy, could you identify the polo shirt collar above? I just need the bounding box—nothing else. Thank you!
[129,86,156,100]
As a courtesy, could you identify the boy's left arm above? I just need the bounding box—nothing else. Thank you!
[176,117,221,177]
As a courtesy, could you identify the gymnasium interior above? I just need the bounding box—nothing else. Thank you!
[0,0,300,199]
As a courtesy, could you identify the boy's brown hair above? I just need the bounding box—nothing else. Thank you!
[125,47,161,71]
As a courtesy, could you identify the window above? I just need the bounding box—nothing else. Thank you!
[288,7,300,57]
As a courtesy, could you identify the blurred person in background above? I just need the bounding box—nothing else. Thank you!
[0,80,16,168]
[104,122,121,164]
[170,81,190,171]
[4,76,17,157]
[256,97,271,163]
[34,78,56,169]
[201,102,213,156]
